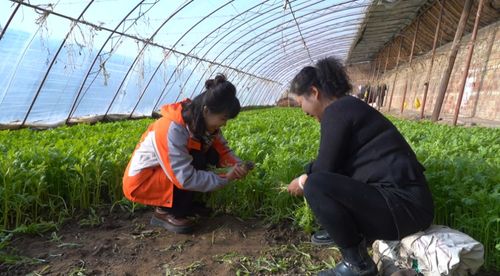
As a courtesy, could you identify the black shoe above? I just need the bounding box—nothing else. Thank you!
[318,238,377,276]
[311,229,336,246]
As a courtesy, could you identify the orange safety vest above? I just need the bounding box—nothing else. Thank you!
[122,100,239,207]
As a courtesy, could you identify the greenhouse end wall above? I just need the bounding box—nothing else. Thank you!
[349,21,500,122]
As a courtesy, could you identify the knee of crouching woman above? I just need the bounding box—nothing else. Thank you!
[303,172,326,200]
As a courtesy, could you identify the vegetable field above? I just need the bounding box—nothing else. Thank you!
[1,108,499,270]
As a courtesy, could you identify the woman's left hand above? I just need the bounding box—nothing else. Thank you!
[287,175,306,196]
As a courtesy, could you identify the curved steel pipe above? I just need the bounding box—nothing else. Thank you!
[20,1,94,128]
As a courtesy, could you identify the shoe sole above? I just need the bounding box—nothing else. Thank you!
[150,216,193,234]
[311,236,337,246]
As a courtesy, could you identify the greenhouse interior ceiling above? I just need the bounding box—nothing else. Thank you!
[0,0,499,128]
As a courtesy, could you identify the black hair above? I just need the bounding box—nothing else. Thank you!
[289,56,352,99]
[182,74,240,137]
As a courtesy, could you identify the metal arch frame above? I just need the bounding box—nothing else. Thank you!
[260,84,279,105]
[174,0,315,100]
[9,1,273,106]
[182,0,340,104]
[234,22,378,105]
[66,0,155,124]
[240,79,267,106]
[156,0,318,110]
[240,14,427,103]
[286,0,313,63]
[172,0,398,107]
[194,1,420,100]
[184,0,343,103]
[235,23,360,73]
[220,0,364,73]
[149,0,290,112]
[102,0,197,119]
[130,0,275,118]
[243,39,353,92]
[149,0,272,112]
[170,0,284,105]
[245,71,293,106]
[242,41,353,105]
[177,0,329,104]
[0,2,21,40]
[243,81,264,106]
[261,81,285,105]
[238,32,356,103]
[229,16,391,100]
[236,36,356,105]
[19,0,95,128]
[3,0,455,119]
[250,27,390,84]
[254,14,426,81]
[231,22,372,90]
[225,3,420,87]
[246,81,277,106]
[253,49,345,105]
[248,81,279,106]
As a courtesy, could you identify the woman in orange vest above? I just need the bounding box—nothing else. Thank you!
[123,74,251,234]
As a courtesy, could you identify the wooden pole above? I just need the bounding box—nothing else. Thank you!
[378,52,390,110]
[383,51,390,73]
[452,0,484,126]
[387,37,404,112]
[401,18,420,114]
[421,0,445,119]
[431,0,473,122]
[372,57,382,103]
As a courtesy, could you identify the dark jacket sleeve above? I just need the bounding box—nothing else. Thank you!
[312,105,351,173]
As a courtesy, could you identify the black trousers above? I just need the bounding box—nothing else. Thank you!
[160,147,219,217]
[304,172,433,249]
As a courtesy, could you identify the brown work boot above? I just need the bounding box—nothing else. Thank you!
[150,207,195,234]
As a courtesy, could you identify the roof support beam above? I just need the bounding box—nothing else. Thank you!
[453,0,485,125]
[431,0,473,122]
[421,0,445,119]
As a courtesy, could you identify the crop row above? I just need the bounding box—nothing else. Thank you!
[0,108,498,269]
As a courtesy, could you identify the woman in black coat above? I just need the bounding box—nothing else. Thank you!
[286,57,434,276]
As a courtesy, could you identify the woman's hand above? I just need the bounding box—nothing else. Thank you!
[226,164,249,181]
[287,174,307,196]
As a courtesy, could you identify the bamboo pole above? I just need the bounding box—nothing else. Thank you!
[378,52,390,110]
[452,0,485,126]
[421,0,445,119]
[387,37,403,112]
[401,18,420,114]
[431,0,473,122]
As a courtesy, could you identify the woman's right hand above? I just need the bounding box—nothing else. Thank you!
[226,164,249,181]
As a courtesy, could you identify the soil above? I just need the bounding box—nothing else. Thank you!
[0,208,335,276]
[2,208,497,275]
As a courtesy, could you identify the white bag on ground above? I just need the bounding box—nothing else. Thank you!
[373,225,484,276]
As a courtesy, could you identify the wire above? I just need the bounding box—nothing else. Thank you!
[285,0,313,63]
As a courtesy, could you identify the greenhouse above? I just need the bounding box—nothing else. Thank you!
[0,0,499,275]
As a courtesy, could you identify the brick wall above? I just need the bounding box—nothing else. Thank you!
[350,21,500,122]
[347,62,372,96]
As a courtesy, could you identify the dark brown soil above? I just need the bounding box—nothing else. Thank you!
[1,208,336,275]
[3,209,497,275]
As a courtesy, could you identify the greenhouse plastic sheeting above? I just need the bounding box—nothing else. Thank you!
[0,0,370,127]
